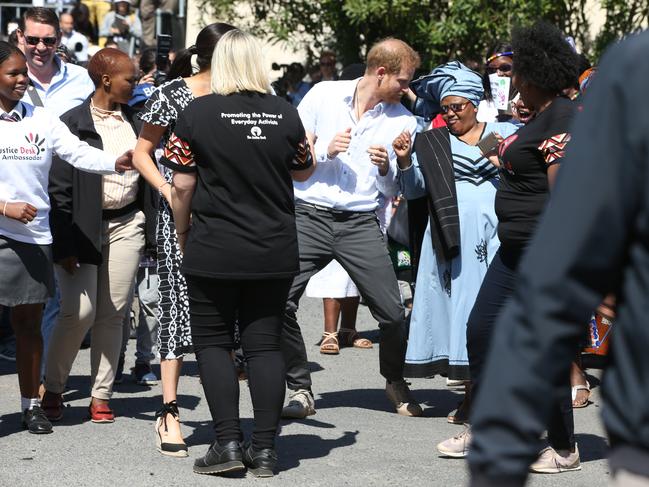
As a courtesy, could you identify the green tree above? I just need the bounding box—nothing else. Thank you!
[201,0,647,69]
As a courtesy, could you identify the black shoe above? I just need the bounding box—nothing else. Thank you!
[243,444,277,477]
[193,440,244,475]
[22,406,53,434]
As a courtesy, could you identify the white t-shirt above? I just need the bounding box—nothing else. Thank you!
[0,102,117,244]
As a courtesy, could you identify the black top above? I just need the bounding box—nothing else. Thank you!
[138,77,194,143]
[161,91,312,279]
[495,96,576,248]
[467,31,649,486]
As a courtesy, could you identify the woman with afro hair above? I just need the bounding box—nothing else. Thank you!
[436,21,583,474]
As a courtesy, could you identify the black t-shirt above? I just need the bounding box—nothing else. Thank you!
[495,96,576,248]
[161,91,312,279]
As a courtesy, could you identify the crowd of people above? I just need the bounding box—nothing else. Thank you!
[1,5,647,485]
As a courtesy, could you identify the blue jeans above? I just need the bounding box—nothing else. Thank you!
[121,266,158,365]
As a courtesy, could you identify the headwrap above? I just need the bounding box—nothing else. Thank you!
[410,61,484,119]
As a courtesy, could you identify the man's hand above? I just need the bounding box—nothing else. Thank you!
[59,256,79,275]
[3,201,37,224]
[327,127,352,159]
[115,150,134,173]
[367,145,390,176]
[392,131,412,169]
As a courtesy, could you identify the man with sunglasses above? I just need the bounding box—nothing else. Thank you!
[17,7,94,117]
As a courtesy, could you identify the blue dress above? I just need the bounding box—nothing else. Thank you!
[402,122,518,380]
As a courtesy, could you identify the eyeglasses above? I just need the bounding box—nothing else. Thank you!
[439,102,470,114]
[486,63,513,75]
[320,61,335,67]
[25,36,58,47]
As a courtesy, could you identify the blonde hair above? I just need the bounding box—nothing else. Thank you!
[210,29,271,95]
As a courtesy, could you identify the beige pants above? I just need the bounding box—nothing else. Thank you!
[45,211,144,400]
[611,470,649,486]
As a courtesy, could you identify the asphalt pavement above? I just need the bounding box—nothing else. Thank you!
[0,297,610,486]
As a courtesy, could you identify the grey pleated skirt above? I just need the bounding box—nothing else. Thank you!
[0,235,54,307]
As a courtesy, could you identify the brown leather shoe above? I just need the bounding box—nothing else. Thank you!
[41,391,64,422]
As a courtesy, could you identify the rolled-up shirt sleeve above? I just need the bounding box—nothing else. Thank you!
[399,151,427,199]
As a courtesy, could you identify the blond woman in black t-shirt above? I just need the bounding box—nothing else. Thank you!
[163,29,315,477]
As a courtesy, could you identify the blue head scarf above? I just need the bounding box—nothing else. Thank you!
[410,61,484,119]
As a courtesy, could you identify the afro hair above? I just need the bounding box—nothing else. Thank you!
[511,21,579,94]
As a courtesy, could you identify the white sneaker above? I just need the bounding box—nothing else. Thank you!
[530,445,581,473]
[437,426,471,458]
[281,389,315,419]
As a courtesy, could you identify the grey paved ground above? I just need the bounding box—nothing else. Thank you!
[0,298,609,486]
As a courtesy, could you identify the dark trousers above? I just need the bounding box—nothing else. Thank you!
[186,275,291,450]
[282,204,407,391]
[466,246,575,450]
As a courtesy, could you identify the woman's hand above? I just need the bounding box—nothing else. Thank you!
[392,131,412,169]
[483,133,504,168]
[3,201,37,224]
[597,294,617,321]
[115,150,134,172]
[138,71,155,85]
[367,145,389,176]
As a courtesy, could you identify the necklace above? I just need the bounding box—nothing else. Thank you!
[354,87,361,122]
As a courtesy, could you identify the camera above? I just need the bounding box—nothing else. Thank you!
[153,33,172,86]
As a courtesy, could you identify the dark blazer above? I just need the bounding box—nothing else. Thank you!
[49,96,157,265]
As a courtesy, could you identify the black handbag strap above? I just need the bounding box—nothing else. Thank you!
[27,81,44,108]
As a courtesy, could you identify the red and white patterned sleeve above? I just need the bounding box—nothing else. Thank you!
[160,132,197,173]
[538,132,571,166]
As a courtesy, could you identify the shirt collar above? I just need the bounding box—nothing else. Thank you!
[90,101,125,121]
[343,77,386,117]
[0,101,27,121]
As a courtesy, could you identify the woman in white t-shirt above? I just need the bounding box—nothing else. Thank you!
[0,41,131,435]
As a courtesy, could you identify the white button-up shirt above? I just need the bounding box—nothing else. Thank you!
[296,79,417,212]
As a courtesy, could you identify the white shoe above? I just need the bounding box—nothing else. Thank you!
[530,445,581,473]
[281,389,315,419]
[437,426,471,458]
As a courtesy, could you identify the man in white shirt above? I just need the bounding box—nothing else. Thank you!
[16,7,95,117]
[282,38,422,419]
[59,12,89,64]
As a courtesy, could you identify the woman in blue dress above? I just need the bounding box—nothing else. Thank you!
[393,62,517,422]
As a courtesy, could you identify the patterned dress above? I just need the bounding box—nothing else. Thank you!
[139,78,194,359]
[402,122,518,380]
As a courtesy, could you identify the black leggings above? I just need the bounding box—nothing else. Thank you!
[186,275,291,450]
[466,246,575,450]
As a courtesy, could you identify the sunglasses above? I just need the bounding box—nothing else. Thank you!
[486,63,513,75]
[439,102,470,114]
[25,36,58,47]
